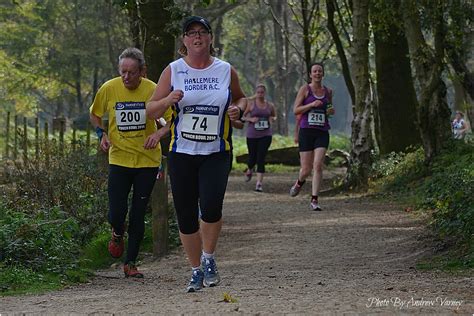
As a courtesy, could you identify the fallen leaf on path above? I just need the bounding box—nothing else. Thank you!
[221,292,238,303]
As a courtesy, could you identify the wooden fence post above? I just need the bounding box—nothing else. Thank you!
[44,121,50,168]
[151,157,169,258]
[14,115,18,160]
[35,117,39,161]
[86,122,91,148]
[23,117,28,163]
[72,123,77,151]
[5,112,10,159]
[59,118,65,154]
[96,119,108,172]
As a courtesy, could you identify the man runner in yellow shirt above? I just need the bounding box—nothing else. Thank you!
[90,47,172,278]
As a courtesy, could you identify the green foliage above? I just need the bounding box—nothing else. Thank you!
[0,205,80,273]
[3,141,108,242]
[419,142,474,242]
[0,141,108,294]
[371,142,474,267]
[0,264,63,295]
[371,147,426,185]
[0,0,130,116]
[78,229,115,271]
[329,133,351,151]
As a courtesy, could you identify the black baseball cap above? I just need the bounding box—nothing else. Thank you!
[182,16,212,34]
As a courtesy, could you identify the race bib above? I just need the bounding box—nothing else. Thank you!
[115,102,146,132]
[181,105,219,142]
[308,108,325,126]
[255,118,269,131]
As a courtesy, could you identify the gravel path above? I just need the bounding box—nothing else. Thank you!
[1,171,472,315]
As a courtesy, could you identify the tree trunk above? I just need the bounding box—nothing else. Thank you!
[74,56,83,112]
[133,0,176,258]
[347,0,373,187]
[301,0,312,75]
[372,2,420,154]
[401,0,451,162]
[128,3,141,48]
[137,0,175,82]
[326,0,355,103]
[213,15,224,57]
[271,0,288,135]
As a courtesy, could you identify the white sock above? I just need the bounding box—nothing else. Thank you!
[202,251,214,260]
[192,266,201,272]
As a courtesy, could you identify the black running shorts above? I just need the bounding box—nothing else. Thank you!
[298,128,330,152]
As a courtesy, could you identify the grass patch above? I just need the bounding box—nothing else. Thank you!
[416,245,474,272]
[0,265,65,296]
[79,229,116,271]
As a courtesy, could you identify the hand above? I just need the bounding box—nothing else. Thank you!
[167,90,184,105]
[100,134,111,152]
[327,107,335,116]
[312,100,323,108]
[143,131,161,149]
[249,117,259,123]
[228,105,241,121]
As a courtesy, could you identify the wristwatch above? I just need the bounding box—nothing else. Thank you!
[95,126,106,141]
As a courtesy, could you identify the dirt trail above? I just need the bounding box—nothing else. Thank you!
[1,171,472,315]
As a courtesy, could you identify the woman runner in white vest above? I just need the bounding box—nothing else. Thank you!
[146,16,247,293]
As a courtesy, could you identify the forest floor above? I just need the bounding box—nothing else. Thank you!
[1,170,473,315]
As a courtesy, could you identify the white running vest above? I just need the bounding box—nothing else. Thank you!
[169,58,232,155]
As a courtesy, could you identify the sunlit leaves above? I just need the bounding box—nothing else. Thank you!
[1,0,130,117]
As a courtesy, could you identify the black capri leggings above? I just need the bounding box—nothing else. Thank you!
[246,136,272,173]
[108,164,158,264]
[168,151,230,234]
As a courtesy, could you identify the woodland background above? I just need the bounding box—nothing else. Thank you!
[0,0,472,295]
[1,0,473,184]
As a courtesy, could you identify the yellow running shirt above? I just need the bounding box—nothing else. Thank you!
[90,77,172,168]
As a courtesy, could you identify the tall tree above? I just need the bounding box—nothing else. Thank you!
[444,0,473,122]
[401,0,451,162]
[326,0,355,103]
[269,0,289,135]
[371,0,420,154]
[134,0,177,82]
[0,0,129,119]
[348,0,373,187]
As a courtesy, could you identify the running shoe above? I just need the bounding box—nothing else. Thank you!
[290,180,304,197]
[310,199,322,211]
[244,168,253,182]
[123,262,144,278]
[108,229,124,258]
[186,269,204,292]
[255,182,263,192]
[201,257,220,287]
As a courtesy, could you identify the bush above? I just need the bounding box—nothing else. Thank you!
[371,141,474,253]
[419,142,474,243]
[1,140,108,277]
[0,205,80,273]
[3,140,108,242]
[370,147,426,191]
